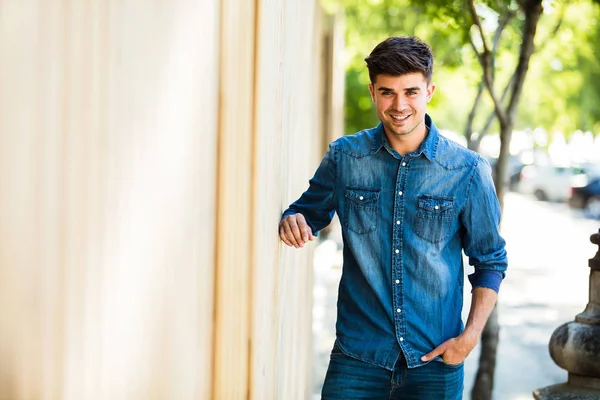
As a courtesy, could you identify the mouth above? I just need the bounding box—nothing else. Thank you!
[390,114,410,122]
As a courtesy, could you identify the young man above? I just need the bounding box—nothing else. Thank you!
[279,36,507,399]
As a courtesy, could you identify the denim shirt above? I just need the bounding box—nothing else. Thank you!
[283,115,507,370]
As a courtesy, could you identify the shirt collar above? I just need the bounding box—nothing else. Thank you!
[418,114,439,161]
[371,114,439,160]
[371,123,386,154]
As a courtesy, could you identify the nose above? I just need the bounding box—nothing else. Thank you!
[393,94,407,110]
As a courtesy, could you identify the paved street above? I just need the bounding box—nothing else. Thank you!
[311,192,600,399]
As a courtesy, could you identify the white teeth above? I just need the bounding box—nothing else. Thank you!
[391,114,409,121]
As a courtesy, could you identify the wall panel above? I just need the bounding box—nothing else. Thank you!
[0,0,219,399]
[252,1,327,399]
[212,0,256,398]
[251,0,286,397]
[278,1,322,398]
[0,0,338,398]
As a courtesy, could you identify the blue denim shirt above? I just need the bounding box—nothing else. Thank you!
[283,115,507,370]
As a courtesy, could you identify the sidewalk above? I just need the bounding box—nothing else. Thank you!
[311,192,599,399]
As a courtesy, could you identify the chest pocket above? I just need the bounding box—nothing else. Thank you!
[344,187,380,234]
[415,195,454,243]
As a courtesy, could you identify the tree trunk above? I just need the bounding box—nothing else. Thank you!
[471,306,500,400]
[495,122,514,210]
[466,83,485,150]
[470,1,544,399]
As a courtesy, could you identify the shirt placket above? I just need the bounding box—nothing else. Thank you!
[392,157,409,357]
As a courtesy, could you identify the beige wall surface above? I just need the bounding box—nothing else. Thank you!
[251,1,324,398]
[1,1,218,399]
[0,0,340,399]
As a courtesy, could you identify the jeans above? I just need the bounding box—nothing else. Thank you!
[321,341,464,400]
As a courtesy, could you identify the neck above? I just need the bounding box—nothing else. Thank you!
[385,125,429,156]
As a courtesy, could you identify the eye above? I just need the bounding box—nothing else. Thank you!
[382,91,393,96]
[406,90,417,96]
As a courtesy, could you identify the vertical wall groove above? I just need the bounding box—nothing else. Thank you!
[247,0,262,396]
[213,0,256,398]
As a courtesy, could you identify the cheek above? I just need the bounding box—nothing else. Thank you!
[410,99,427,110]
[378,103,390,114]
[376,99,391,111]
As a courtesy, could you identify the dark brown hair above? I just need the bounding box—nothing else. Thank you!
[365,36,434,84]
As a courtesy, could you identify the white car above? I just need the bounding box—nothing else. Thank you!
[518,164,598,202]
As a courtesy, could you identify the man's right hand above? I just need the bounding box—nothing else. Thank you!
[279,213,315,248]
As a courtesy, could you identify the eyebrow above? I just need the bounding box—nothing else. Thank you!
[377,86,421,92]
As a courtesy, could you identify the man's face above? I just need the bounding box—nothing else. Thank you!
[368,73,435,139]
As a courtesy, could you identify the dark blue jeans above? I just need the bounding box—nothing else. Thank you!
[321,341,464,400]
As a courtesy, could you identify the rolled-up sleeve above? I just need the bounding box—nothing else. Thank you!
[282,145,337,235]
[460,156,508,292]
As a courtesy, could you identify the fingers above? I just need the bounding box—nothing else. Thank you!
[421,341,447,362]
[279,223,294,247]
[421,338,468,364]
[279,214,314,248]
[279,219,298,247]
[295,214,313,242]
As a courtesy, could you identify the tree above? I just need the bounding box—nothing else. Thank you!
[428,1,546,397]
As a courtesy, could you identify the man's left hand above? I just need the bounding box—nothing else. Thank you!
[420,333,478,365]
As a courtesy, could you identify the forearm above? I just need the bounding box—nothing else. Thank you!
[461,287,498,345]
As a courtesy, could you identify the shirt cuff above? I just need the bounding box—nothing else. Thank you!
[281,209,297,218]
[468,270,504,293]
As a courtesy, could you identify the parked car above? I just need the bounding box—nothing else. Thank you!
[569,177,600,219]
[484,155,525,191]
[518,164,595,202]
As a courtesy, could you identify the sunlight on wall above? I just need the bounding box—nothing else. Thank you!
[0,0,341,399]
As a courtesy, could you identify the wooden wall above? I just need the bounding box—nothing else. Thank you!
[0,0,342,399]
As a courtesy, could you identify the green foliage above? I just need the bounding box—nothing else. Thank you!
[333,0,600,137]
[338,0,474,134]
[518,0,600,136]
[344,68,378,134]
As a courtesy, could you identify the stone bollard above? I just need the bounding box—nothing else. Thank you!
[533,229,600,399]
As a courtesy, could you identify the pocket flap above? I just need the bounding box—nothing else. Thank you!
[345,188,380,205]
[418,195,454,212]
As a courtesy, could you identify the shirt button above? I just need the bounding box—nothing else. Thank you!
[398,191,403,196]
[402,162,406,166]
[395,249,399,254]
[396,220,400,225]
[359,196,364,200]
[399,337,404,342]
[396,308,401,313]
[434,205,439,210]
[395,279,400,284]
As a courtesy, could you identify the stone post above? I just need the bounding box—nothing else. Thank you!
[533,229,600,399]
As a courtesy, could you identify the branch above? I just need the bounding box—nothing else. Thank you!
[465,82,485,148]
[468,0,508,125]
[506,0,544,122]
[466,9,514,148]
[468,0,491,55]
[481,72,515,137]
[535,5,564,52]
[493,10,515,54]
[491,10,516,79]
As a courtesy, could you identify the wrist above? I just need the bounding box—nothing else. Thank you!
[459,329,480,349]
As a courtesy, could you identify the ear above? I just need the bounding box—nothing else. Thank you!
[426,82,436,102]
[368,83,375,103]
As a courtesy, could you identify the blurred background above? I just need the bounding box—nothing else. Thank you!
[0,0,598,399]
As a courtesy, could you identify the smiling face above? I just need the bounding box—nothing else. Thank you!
[368,73,435,141]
